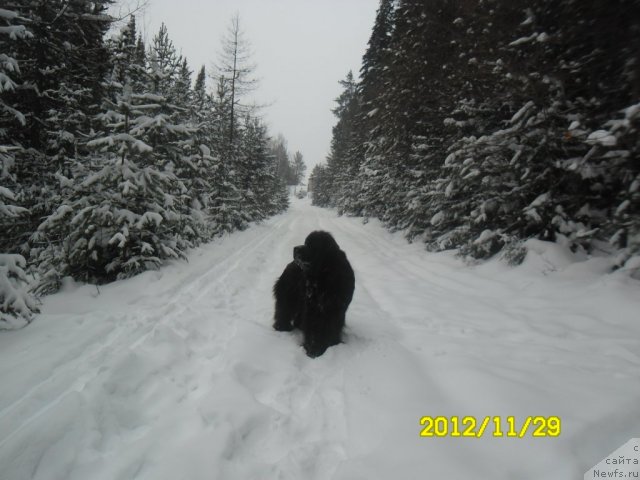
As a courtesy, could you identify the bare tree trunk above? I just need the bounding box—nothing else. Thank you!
[229,16,238,146]
[213,13,257,148]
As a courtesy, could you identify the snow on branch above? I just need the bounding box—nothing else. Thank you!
[0,254,39,330]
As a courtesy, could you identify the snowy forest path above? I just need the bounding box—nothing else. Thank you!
[1,196,639,480]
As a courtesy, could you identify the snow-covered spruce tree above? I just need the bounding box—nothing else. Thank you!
[233,115,289,221]
[291,151,306,189]
[389,0,505,240]
[236,117,288,220]
[317,0,639,268]
[0,253,39,329]
[394,1,501,244]
[185,65,219,239]
[419,1,554,255]
[207,13,266,234]
[270,134,291,187]
[36,92,191,287]
[207,75,249,234]
[428,0,640,261]
[0,7,31,141]
[0,5,31,251]
[309,164,332,207]
[340,0,396,218]
[272,170,290,214]
[147,23,183,98]
[4,0,112,256]
[45,3,112,179]
[538,0,640,269]
[579,104,640,270]
[430,101,570,258]
[0,157,37,331]
[193,66,207,114]
[266,135,291,213]
[146,25,210,246]
[325,71,361,211]
[32,16,129,291]
[34,20,201,290]
[190,62,283,238]
[0,6,38,326]
[235,116,265,221]
[341,0,444,230]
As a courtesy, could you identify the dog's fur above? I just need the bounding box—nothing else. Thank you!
[273,231,355,357]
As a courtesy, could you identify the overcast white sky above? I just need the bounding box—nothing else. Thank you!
[118,0,379,174]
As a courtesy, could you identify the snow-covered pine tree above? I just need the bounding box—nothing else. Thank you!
[348,0,436,228]
[429,0,640,261]
[265,135,291,212]
[341,0,397,218]
[0,5,31,250]
[183,65,218,239]
[207,75,248,234]
[419,1,546,255]
[535,0,640,268]
[45,1,112,176]
[325,71,361,211]
[237,117,288,220]
[5,0,112,257]
[358,0,396,124]
[234,115,263,221]
[309,164,332,207]
[0,253,39,329]
[148,23,182,98]
[193,66,207,113]
[0,6,38,327]
[291,151,306,188]
[316,0,639,269]
[206,13,267,234]
[146,25,210,246]
[173,58,193,116]
[270,135,291,186]
[34,20,201,290]
[0,7,31,138]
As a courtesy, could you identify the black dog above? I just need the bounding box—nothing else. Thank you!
[273,231,355,357]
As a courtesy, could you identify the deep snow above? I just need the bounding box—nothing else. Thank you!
[1,197,639,479]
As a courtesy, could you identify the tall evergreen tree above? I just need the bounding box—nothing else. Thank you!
[5,0,113,256]
[309,164,332,207]
[318,0,640,269]
[1,6,296,304]
[0,6,38,327]
[291,151,306,186]
[148,23,181,97]
[237,117,288,219]
[34,20,201,289]
[270,134,291,185]
[326,71,361,210]
[193,65,207,113]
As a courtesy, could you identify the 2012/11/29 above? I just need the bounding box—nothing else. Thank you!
[419,416,561,438]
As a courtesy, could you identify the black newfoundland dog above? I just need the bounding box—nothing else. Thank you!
[273,231,355,357]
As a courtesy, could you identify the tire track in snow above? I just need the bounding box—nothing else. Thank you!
[199,205,353,479]
[214,201,466,479]
[3,197,638,480]
[0,212,295,460]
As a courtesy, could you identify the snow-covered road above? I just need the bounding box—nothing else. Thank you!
[1,197,639,479]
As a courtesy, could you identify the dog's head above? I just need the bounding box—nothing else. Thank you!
[293,231,340,271]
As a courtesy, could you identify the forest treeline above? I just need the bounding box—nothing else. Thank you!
[312,0,639,266]
[0,2,303,328]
